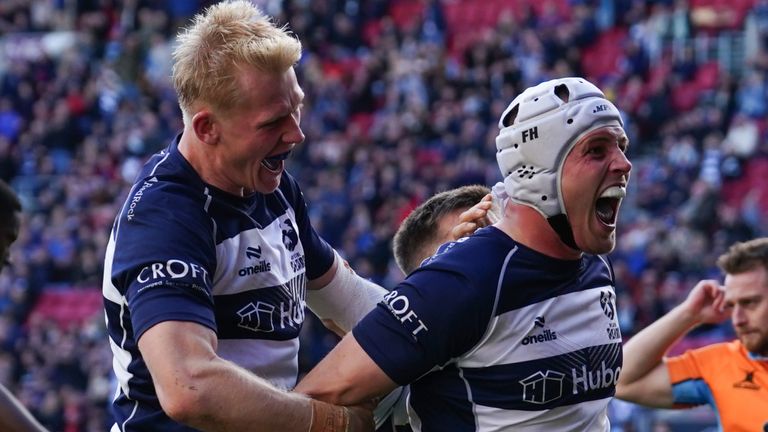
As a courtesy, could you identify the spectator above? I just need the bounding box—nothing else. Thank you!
[616,238,768,431]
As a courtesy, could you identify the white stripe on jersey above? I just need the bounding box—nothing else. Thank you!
[203,187,218,240]
[122,401,139,432]
[212,207,305,294]
[109,335,134,397]
[103,233,123,304]
[103,232,135,399]
[458,286,618,368]
[216,338,300,390]
[471,399,610,432]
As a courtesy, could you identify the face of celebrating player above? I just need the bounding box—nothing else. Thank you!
[203,66,305,195]
[724,266,768,356]
[560,125,631,255]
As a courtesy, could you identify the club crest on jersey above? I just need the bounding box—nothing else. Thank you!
[282,219,299,251]
[600,291,615,319]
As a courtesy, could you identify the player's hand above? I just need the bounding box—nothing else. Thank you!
[682,279,729,325]
[347,401,375,432]
[450,194,494,241]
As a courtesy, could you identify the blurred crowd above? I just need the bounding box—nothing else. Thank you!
[1,0,767,430]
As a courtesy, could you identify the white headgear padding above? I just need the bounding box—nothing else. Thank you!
[495,77,623,219]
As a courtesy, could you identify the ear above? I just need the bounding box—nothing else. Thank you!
[191,110,219,145]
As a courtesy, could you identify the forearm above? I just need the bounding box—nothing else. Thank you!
[619,304,699,386]
[161,355,308,430]
[307,251,388,332]
[142,321,354,432]
[0,385,47,432]
[163,356,339,431]
[297,334,397,406]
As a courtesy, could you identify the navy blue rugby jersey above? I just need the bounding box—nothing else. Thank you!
[353,227,622,432]
[103,136,334,432]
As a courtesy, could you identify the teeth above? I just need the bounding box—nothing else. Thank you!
[599,186,626,199]
[261,159,280,171]
[261,150,292,172]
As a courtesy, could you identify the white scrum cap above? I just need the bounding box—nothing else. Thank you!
[495,77,623,219]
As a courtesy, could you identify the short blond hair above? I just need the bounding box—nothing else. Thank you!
[172,0,302,117]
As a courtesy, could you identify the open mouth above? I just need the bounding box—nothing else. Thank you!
[261,150,293,172]
[595,186,626,226]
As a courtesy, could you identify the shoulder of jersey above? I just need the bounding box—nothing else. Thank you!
[424,229,510,269]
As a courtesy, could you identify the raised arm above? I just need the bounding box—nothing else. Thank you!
[616,280,728,407]
[139,320,372,431]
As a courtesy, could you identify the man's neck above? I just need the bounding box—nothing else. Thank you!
[496,203,582,260]
[177,130,244,196]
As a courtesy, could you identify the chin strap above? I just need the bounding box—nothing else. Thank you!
[547,214,578,250]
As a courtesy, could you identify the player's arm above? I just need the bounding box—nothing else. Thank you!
[295,333,398,405]
[300,263,490,408]
[139,320,372,431]
[616,280,728,407]
[306,251,388,333]
[0,386,48,432]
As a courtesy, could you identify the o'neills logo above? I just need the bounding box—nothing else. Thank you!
[522,329,558,345]
[238,261,271,276]
[522,316,557,345]
[239,245,272,277]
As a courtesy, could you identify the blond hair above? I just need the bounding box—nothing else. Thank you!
[172,0,302,119]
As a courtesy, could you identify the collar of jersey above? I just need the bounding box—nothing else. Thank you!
[747,351,768,361]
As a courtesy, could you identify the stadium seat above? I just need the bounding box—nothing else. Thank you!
[670,80,702,112]
[29,288,102,329]
[580,28,628,82]
[694,61,720,90]
[389,0,425,30]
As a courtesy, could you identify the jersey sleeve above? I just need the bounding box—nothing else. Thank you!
[110,181,218,341]
[666,350,715,407]
[352,264,496,385]
[278,173,334,280]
